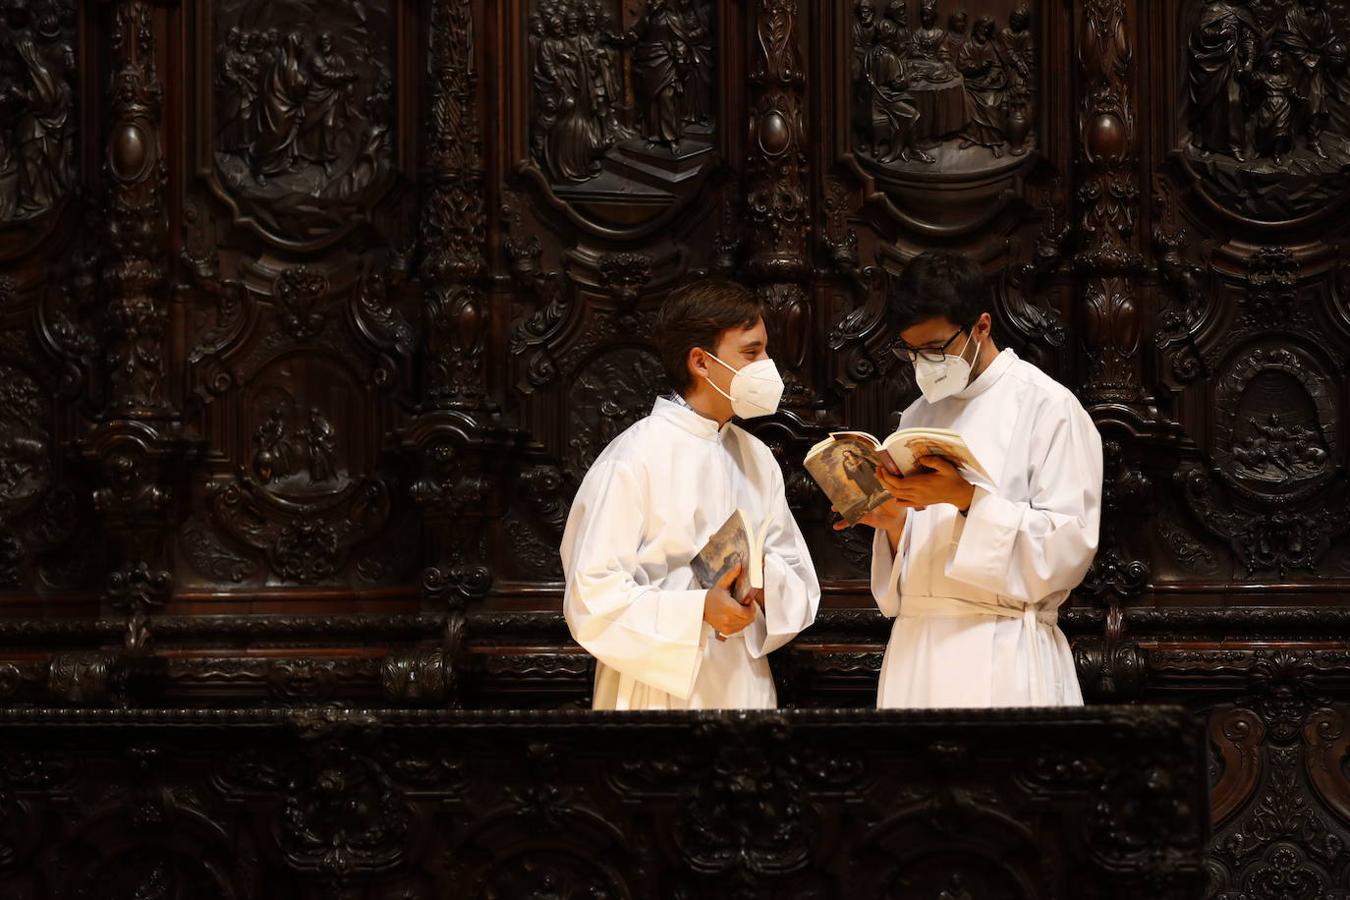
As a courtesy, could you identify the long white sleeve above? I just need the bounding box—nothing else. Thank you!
[946,398,1103,604]
[869,527,903,617]
[561,460,707,699]
[741,470,820,659]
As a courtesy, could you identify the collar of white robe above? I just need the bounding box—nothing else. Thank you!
[952,347,1018,401]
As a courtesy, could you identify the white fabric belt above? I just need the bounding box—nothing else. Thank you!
[898,594,1058,623]
[897,594,1058,705]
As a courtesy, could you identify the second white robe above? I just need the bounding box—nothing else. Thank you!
[870,348,1103,708]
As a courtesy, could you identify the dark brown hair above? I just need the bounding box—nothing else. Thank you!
[656,278,763,393]
[887,250,990,331]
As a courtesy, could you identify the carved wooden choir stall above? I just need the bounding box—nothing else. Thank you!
[0,0,1347,897]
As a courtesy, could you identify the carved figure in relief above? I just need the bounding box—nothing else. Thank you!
[957,16,1009,155]
[214,1,394,212]
[536,7,606,181]
[302,407,338,483]
[884,0,913,47]
[220,28,261,154]
[532,8,569,163]
[251,32,310,183]
[1186,0,1349,171]
[1233,413,1329,481]
[301,33,359,177]
[909,1,959,84]
[945,10,970,59]
[1188,0,1259,160]
[633,0,692,146]
[851,1,1032,168]
[865,20,935,163]
[253,405,294,484]
[999,8,1035,154]
[1272,0,1335,157]
[344,71,392,195]
[579,1,635,144]
[528,0,716,200]
[853,0,880,82]
[0,2,75,222]
[1254,49,1299,163]
[677,0,714,127]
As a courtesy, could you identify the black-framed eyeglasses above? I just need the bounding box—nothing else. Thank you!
[892,327,966,364]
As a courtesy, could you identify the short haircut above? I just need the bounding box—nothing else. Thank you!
[887,251,990,332]
[655,278,763,393]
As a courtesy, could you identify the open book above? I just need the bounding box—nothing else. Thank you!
[690,509,771,604]
[803,427,991,526]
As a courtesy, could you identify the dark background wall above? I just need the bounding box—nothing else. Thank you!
[0,0,1348,895]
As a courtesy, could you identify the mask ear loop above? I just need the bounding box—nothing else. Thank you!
[959,320,982,362]
[700,350,738,404]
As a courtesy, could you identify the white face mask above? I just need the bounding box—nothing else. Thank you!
[913,330,979,403]
[704,352,785,419]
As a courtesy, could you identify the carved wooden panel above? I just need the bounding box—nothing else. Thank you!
[0,1,1349,895]
[0,706,1207,900]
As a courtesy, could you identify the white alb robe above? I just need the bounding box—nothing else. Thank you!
[562,397,821,710]
[870,348,1102,708]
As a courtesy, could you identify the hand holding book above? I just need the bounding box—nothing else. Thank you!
[804,427,990,526]
[692,510,771,640]
[703,563,756,641]
[877,455,976,513]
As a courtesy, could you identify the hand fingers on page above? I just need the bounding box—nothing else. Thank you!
[918,455,956,475]
[716,563,743,591]
[877,468,905,491]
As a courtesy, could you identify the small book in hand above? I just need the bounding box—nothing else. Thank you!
[803,427,991,526]
[691,509,770,605]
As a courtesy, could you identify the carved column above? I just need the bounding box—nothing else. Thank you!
[420,0,489,411]
[404,0,507,700]
[745,0,812,406]
[83,0,186,654]
[1074,0,1144,408]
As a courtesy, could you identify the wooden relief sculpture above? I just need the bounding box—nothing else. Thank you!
[1183,0,1350,220]
[211,0,395,238]
[851,0,1037,169]
[527,0,716,224]
[0,0,76,223]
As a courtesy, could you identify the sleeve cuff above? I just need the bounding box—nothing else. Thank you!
[656,588,707,647]
[644,588,709,699]
[947,487,1021,592]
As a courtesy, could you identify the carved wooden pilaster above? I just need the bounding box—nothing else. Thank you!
[401,412,520,705]
[746,0,812,406]
[86,0,186,653]
[404,0,509,704]
[102,0,170,417]
[1074,0,1144,408]
[420,0,489,411]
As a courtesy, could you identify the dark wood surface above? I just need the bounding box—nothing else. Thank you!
[0,705,1207,899]
[0,0,1348,896]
